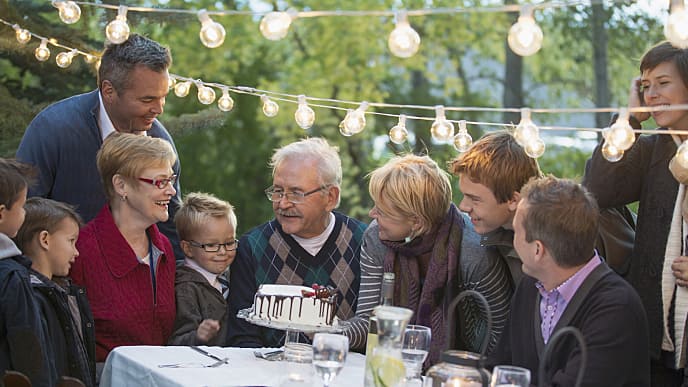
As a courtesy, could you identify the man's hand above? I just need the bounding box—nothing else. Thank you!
[196,319,221,343]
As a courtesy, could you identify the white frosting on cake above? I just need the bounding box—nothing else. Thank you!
[249,284,337,327]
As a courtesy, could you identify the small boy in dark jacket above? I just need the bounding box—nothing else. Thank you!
[168,192,237,346]
[14,197,96,387]
[0,158,56,385]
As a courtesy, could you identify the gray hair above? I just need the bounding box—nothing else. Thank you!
[270,137,343,206]
[97,33,171,92]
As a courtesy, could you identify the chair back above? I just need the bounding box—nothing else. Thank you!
[3,370,32,387]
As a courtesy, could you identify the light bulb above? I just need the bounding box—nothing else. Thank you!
[94,59,101,71]
[514,108,539,146]
[56,49,77,68]
[106,6,130,44]
[602,141,624,162]
[261,95,279,117]
[167,75,176,89]
[218,88,234,112]
[198,10,226,48]
[260,11,293,41]
[453,120,473,152]
[53,1,81,24]
[339,111,355,137]
[13,24,31,44]
[342,102,368,135]
[389,115,409,144]
[34,39,51,62]
[174,81,191,98]
[83,53,97,64]
[388,12,421,58]
[665,2,688,49]
[197,83,216,105]
[524,136,546,158]
[294,95,315,129]
[430,105,455,142]
[508,6,543,56]
[604,108,635,151]
[676,140,688,168]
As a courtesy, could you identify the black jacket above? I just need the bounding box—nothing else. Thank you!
[30,270,96,387]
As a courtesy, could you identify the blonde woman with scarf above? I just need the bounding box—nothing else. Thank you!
[343,154,512,367]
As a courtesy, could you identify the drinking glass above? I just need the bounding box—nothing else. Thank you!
[312,333,349,387]
[402,325,431,382]
[490,365,531,387]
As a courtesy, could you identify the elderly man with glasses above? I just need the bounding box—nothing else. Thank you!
[226,137,367,348]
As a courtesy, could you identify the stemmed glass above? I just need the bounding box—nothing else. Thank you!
[312,333,349,387]
[490,365,531,387]
[401,325,431,384]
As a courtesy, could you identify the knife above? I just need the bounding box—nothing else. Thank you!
[190,346,228,364]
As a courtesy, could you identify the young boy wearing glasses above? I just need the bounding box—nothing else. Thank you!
[168,192,238,346]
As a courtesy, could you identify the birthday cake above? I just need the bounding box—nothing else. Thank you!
[249,284,338,327]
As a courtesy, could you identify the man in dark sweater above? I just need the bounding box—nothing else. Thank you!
[488,176,650,386]
[226,138,366,348]
[16,34,182,260]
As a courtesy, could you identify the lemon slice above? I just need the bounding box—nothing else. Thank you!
[371,354,406,387]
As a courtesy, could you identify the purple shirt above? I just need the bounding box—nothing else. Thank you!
[535,253,602,343]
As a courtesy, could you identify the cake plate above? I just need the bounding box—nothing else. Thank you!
[237,308,347,363]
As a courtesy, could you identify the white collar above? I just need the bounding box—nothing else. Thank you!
[97,91,117,140]
[184,258,224,292]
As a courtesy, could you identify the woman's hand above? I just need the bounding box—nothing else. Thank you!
[196,319,221,342]
[672,256,688,287]
[629,76,650,123]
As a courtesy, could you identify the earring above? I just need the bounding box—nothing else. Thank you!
[121,194,127,202]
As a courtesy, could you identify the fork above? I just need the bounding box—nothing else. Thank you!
[157,358,229,368]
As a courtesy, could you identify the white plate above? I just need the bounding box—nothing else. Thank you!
[237,308,347,333]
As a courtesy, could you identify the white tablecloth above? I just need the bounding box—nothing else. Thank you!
[100,346,366,387]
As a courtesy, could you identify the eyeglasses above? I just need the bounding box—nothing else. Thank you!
[188,240,239,252]
[264,185,329,204]
[138,175,178,189]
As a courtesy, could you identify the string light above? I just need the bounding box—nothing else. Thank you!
[601,141,624,162]
[259,11,294,41]
[261,95,279,117]
[604,108,635,151]
[168,75,176,90]
[453,120,473,152]
[55,49,77,68]
[13,24,31,44]
[389,114,409,144]
[294,95,315,129]
[340,101,368,135]
[106,5,130,44]
[675,139,688,168]
[174,80,191,97]
[218,88,234,112]
[339,110,355,137]
[430,105,454,142]
[198,10,226,48]
[83,53,97,63]
[34,38,51,61]
[514,108,539,146]
[508,5,543,56]
[523,136,546,158]
[665,0,688,49]
[388,11,421,58]
[52,1,81,24]
[196,82,216,105]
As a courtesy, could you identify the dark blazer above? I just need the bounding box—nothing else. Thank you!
[488,262,650,387]
[583,129,678,361]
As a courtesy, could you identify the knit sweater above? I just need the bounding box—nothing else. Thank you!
[70,205,176,361]
[168,265,228,346]
[226,212,366,348]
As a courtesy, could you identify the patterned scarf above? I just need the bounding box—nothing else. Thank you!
[382,203,464,365]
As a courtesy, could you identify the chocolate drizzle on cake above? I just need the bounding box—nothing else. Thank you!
[251,286,339,325]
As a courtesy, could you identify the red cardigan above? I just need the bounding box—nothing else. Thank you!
[71,205,176,361]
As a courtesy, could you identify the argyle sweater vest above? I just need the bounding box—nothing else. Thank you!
[228,212,366,347]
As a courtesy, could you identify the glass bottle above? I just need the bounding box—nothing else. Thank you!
[367,305,413,387]
[364,273,396,386]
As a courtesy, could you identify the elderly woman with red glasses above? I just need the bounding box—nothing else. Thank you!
[70,132,177,363]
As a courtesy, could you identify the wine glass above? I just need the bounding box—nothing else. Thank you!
[402,325,431,383]
[312,333,349,387]
[490,365,531,387]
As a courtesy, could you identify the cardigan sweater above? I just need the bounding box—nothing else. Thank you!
[70,205,176,361]
[168,265,228,346]
[583,129,679,363]
[226,212,366,348]
[488,262,650,387]
[16,89,183,259]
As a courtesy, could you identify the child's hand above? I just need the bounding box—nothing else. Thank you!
[196,319,221,343]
